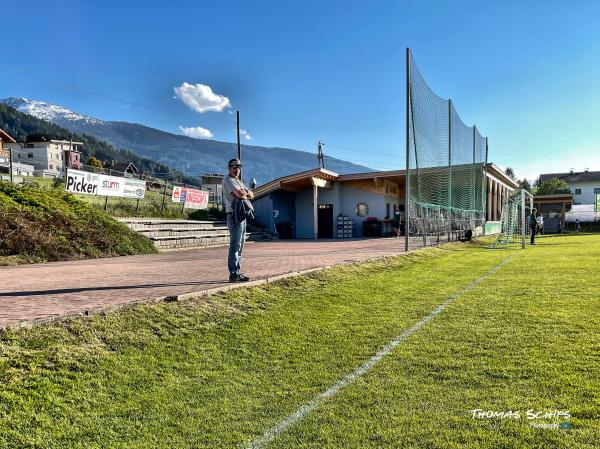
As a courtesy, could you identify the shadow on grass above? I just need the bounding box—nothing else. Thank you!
[0,280,228,297]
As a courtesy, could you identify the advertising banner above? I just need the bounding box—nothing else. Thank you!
[65,169,100,195]
[181,188,209,209]
[123,178,146,199]
[98,173,126,197]
[171,186,209,209]
[66,169,146,199]
[172,185,182,203]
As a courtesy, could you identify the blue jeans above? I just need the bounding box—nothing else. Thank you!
[227,213,246,275]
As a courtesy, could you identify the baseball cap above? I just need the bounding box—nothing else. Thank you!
[228,158,242,168]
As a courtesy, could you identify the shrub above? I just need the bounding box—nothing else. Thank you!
[0,181,157,265]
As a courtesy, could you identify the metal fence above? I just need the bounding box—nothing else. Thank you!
[405,48,488,249]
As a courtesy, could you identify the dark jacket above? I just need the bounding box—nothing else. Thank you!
[232,196,254,223]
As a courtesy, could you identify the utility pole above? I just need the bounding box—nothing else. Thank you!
[236,110,242,179]
[161,179,169,213]
[317,141,325,168]
[8,147,13,184]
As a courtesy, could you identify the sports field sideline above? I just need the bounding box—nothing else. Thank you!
[0,234,598,448]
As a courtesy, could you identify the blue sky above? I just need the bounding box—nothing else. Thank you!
[2,0,600,179]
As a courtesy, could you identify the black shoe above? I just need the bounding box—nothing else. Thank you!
[229,274,250,283]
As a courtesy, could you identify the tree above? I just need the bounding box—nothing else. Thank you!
[535,177,570,195]
[519,178,534,194]
[505,167,517,181]
[87,156,103,168]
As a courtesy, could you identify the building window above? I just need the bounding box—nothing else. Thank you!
[28,153,34,159]
[27,143,34,148]
[594,188,600,194]
[574,189,581,195]
[386,203,390,219]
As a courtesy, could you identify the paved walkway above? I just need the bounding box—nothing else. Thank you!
[0,237,420,328]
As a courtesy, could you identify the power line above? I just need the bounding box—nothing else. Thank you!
[66,88,238,126]
[323,142,400,159]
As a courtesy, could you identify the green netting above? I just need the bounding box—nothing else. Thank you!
[489,188,533,248]
[407,51,488,245]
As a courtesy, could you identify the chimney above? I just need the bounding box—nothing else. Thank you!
[569,168,574,174]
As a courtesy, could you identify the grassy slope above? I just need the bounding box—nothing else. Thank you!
[0,181,157,265]
[0,235,598,448]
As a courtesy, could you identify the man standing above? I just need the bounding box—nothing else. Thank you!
[222,158,254,282]
[528,208,538,245]
[536,213,544,235]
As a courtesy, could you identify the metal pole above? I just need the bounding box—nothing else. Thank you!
[236,110,242,180]
[405,47,411,252]
[181,184,186,214]
[448,99,452,241]
[161,180,168,213]
[521,189,526,249]
[472,126,477,228]
[9,147,13,184]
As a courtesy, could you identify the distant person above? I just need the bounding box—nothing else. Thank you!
[536,214,544,235]
[222,158,254,282]
[528,208,538,245]
[393,205,401,238]
[576,218,581,233]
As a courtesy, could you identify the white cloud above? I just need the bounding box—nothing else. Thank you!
[240,128,252,140]
[179,125,214,139]
[173,82,231,113]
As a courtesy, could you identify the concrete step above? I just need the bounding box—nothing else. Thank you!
[118,218,278,251]
[151,232,273,251]
[118,219,226,232]
[137,227,229,237]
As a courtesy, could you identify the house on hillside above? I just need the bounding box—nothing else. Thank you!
[5,134,83,178]
[106,161,139,176]
[0,128,16,164]
[251,163,516,239]
[0,128,35,179]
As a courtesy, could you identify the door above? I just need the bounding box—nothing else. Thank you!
[318,204,334,238]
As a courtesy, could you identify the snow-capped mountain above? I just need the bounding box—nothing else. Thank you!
[1,97,372,184]
[2,97,105,127]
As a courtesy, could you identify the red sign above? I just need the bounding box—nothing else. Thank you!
[173,187,209,209]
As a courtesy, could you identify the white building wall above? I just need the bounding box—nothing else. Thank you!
[568,180,600,205]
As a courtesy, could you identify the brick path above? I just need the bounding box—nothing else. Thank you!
[0,237,424,328]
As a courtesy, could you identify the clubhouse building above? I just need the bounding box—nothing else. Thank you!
[251,163,518,239]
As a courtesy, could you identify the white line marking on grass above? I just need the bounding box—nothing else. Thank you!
[244,253,515,449]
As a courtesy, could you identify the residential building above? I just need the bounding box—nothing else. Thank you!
[539,169,600,206]
[0,128,35,180]
[6,134,83,178]
[201,173,225,207]
[0,127,16,163]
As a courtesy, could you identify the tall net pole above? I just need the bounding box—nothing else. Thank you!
[405,47,411,252]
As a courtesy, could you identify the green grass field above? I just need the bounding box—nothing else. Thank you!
[1,234,599,448]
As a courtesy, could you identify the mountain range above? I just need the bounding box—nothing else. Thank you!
[1,97,371,185]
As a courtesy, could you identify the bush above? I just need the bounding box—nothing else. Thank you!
[0,181,157,265]
[188,207,227,221]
